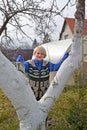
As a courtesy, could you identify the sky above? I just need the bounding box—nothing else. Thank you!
[21,0,77,44]
[27,0,81,42]
[40,0,87,41]
[33,0,76,42]
[1,0,87,47]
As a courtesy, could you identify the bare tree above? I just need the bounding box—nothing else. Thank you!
[34,0,74,43]
[35,14,55,43]
[0,0,85,130]
[32,39,39,49]
[0,0,53,46]
[0,0,72,48]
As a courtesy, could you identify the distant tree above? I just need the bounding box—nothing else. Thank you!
[32,39,39,49]
[43,33,51,43]
[0,0,57,48]
[35,16,54,43]
[0,0,72,48]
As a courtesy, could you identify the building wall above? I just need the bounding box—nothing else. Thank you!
[60,24,73,40]
[82,37,87,55]
[59,24,87,86]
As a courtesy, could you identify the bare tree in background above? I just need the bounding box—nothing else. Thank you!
[32,39,39,49]
[0,0,72,48]
[34,14,55,43]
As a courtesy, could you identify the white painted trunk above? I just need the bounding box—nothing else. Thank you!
[0,40,82,130]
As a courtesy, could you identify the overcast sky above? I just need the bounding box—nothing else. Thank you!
[25,0,77,43]
[30,0,87,42]
[42,0,87,41]
[3,0,87,47]
[32,0,75,42]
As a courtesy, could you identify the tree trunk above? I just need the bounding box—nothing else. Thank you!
[0,0,85,130]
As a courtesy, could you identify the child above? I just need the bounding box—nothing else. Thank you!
[16,46,70,100]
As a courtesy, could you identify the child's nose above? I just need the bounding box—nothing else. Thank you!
[39,54,41,56]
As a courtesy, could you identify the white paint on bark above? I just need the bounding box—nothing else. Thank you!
[0,41,82,130]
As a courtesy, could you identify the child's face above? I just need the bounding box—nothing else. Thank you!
[34,49,45,61]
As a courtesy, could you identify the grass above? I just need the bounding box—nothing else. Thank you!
[0,86,87,130]
[0,89,19,130]
[48,86,87,130]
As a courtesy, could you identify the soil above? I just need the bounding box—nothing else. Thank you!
[46,118,58,130]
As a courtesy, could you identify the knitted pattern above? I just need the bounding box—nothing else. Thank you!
[28,60,50,100]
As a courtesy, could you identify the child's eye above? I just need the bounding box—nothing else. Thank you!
[37,52,44,55]
[41,53,44,55]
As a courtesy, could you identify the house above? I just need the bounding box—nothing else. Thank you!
[59,18,87,57]
[59,18,87,40]
[59,18,87,86]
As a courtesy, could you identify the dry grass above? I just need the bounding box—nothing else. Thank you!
[0,89,19,130]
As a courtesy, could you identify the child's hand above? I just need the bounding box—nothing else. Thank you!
[16,55,24,62]
[62,50,70,61]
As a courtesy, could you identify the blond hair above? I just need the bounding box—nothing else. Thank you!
[33,46,47,58]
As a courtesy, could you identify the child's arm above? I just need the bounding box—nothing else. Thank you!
[23,62,29,73]
[16,55,29,73]
[48,51,70,71]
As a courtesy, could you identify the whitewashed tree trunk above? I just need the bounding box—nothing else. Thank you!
[0,0,85,130]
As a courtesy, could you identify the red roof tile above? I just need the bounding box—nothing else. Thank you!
[65,18,87,35]
[83,19,87,35]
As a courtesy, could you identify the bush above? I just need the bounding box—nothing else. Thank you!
[48,86,87,130]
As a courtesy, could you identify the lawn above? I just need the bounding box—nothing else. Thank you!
[0,89,19,130]
[0,85,87,130]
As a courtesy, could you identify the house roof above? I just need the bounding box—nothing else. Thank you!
[59,18,87,39]
[65,18,75,34]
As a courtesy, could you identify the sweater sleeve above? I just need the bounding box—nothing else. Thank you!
[23,61,29,73]
[48,51,70,71]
